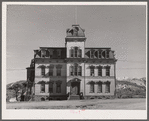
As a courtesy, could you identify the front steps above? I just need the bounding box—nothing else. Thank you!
[68,95,80,100]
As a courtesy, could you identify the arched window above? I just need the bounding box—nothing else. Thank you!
[98,50,102,58]
[106,50,110,58]
[90,50,95,59]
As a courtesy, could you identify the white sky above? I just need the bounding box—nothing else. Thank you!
[6,4,146,84]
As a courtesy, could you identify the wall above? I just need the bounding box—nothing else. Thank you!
[84,63,115,96]
[34,59,67,96]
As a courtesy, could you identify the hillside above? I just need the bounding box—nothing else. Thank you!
[6,80,27,102]
[116,78,146,98]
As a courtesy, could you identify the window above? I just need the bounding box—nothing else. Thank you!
[78,66,82,76]
[90,66,95,76]
[106,51,110,58]
[106,66,110,76]
[97,82,102,93]
[41,83,45,93]
[50,50,53,58]
[49,67,53,76]
[57,67,61,76]
[98,50,102,58]
[41,50,46,58]
[98,66,102,76]
[90,83,94,93]
[74,47,78,57]
[70,49,74,57]
[90,50,94,58]
[41,67,45,76]
[74,64,78,76]
[57,50,61,58]
[78,49,82,58]
[49,83,53,93]
[46,49,50,57]
[56,83,61,93]
[70,66,74,76]
[105,82,110,93]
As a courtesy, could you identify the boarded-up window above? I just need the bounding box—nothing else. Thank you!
[97,82,102,93]
[105,82,110,93]
[90,83,94,93]
[41,83,45,93]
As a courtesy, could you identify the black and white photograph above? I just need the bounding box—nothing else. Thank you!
[2,2,147,120]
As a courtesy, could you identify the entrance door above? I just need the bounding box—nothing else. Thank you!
[71,82,80,95]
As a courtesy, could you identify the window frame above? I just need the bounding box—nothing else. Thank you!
[98,66,102,76]
[40,83,45,93]
[97,82,102,93]
[106,66,110,76]
[90,83,95,93]
[90,66,95,76]
[41,67,45,76]
[105,82,110,93]
[56,82,61,93]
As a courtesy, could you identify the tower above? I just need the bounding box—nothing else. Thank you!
[65,25,86,58]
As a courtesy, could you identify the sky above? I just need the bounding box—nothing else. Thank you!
[6,4,146,84]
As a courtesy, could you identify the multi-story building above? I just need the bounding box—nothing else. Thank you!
[26,24,117,101]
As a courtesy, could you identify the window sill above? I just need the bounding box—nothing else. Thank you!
[89,92,95,93]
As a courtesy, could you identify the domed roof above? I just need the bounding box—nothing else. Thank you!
[66,25,85,37]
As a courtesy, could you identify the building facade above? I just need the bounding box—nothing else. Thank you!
[26,25,117,101]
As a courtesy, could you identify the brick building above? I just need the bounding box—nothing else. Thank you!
[26,24,117,101]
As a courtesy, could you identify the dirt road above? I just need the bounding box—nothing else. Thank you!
[7,98,146,110]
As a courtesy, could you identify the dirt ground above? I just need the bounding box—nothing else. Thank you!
[6,98,146,110]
